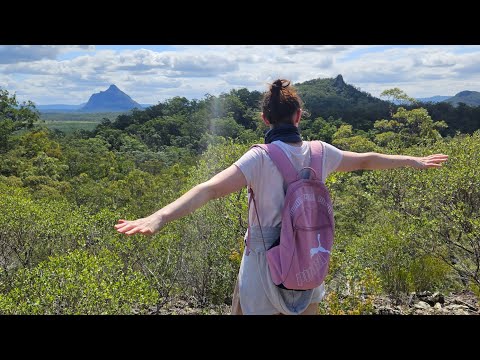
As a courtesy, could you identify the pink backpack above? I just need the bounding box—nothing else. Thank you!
[247,141,335,291]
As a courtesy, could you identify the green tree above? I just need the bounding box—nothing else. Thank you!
[380,88,416,104]
[301,116,339,143]
[374,88,447,149]
[0,89,39,152]
[374,107,447,148]
[332,124,378,152]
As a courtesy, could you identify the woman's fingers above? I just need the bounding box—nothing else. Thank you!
[412,158,447,169]
[125,226,143,235]
[114,218,154,236]
[430,156,448,162]
[414,154,449,169]
[423,154,446,160]
[115,221,136,230]
[116,222,138,233]
[425,155,448,160]
[114,219,131,228]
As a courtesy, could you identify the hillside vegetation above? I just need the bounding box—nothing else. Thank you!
[0,83,479,314]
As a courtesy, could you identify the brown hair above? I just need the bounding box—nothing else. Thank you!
[261,79,303,126]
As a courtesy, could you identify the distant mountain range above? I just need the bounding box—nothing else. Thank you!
[36,104,86,112]
[36,80,480,113]
[416,92,480,106]
[416,95,452,103]
[37,85,148,113]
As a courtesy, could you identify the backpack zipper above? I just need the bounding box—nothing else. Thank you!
[294,225,331,231]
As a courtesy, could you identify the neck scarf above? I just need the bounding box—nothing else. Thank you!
[264,123,302,144]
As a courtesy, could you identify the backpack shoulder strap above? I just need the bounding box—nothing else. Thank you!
[309,140,324,181]
[252,143,298,185]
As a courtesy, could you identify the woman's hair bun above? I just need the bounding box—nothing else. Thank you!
[262,78,302,125]
[271,79,290,93]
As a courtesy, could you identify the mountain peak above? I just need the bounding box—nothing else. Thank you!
[456,90,475,97]
[333,74,345,88]
[107,84,120,92]
[81,85,141,112]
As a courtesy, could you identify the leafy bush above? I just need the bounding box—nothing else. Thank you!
[327,131,480,301]
[319,268,382,315]
[0,249,157,314]
[173,140,250,305]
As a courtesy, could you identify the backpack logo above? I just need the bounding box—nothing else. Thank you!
[310,233,331,258]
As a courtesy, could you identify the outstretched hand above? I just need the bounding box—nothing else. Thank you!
[114,215,163,236]
[410,154,449,169]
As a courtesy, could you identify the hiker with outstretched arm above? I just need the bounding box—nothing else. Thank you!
[115,79,448,315]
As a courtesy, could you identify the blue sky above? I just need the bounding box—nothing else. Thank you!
[1,45,479,105]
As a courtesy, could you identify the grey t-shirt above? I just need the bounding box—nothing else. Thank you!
[234,140,343,228]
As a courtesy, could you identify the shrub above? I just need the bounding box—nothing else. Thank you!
[0,249,157,314]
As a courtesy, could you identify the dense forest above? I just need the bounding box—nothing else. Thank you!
[0,77,479,314]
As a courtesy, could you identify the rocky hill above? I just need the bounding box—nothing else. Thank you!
[81,85,141,112]
[445,90,480,107]
[295,75,391,129]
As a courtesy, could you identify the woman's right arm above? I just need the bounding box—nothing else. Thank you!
[114,164,247,236]
[336,151,448,172]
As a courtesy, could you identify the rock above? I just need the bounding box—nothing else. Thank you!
[408,292,416,306]
[451,298,478,311]
[413,309,432,315]
[425,292,445,305]
[417,291,432,299]
[414,301,431,310]
[371,290,479,316]
[333,74,345,88]
[434,307,450,315]
[444,304,470,313]
[433,292,445,304]
[376,306,402,315]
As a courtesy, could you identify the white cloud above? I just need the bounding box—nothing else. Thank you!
[0,45,94,64]
[1,45,480,104]
[280,45,353,54]
[332,46,480,97]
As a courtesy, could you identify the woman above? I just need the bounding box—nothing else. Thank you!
[115,79,448,315]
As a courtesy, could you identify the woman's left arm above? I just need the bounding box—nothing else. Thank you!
[336,151,449,172]
[115,164,247,236]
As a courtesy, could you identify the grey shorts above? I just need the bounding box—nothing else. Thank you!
[238,227,325,315]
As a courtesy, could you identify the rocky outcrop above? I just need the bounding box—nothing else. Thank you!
[333,74,345,88]
[374,290,479,315]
